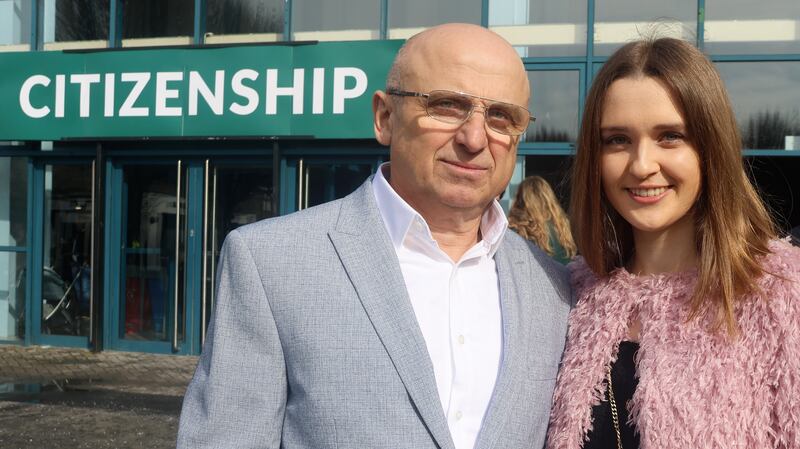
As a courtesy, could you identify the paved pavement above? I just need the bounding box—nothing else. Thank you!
[0,345,199,449]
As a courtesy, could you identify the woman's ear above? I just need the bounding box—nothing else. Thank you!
[373,91,393,145]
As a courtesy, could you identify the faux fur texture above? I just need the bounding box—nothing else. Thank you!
[546,239,800,449]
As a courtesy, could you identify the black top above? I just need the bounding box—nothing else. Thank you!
[583,341,641,449]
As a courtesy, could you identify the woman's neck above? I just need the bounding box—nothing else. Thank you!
[629,215,699,275]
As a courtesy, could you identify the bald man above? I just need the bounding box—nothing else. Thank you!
[177,23,571,449]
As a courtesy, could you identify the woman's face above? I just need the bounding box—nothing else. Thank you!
[599,76,702,238]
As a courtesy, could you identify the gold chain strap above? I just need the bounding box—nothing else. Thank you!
[606,364,623,449]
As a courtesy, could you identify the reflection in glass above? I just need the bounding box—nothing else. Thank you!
[42,0,109,43]
[523,155,573,207]
[292,0,379,41]
[746,156,800,236]
[0,0,32,46]
[206,0,283,36]
[594,0,696,56]
[122,165,184,342]
[302,163,372,209]
[523,71,579,143]
[122,0,194,39]
[0,251,25,341]
[705,0,800,54]
[206,165,274,331]
[716,62,800,150]
[0,157,27,247]
[42,164,93,336]
[390,0,481,39]
[489,0,586,57]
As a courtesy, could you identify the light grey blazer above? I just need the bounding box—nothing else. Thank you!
[177,178,572,449]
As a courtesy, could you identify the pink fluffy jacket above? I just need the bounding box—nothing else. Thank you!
[546,239,800,449]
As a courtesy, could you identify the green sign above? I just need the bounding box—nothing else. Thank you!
[0,40,403,140]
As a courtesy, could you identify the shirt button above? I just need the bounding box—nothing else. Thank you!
[457,335,465,345]
[455,411,463,421]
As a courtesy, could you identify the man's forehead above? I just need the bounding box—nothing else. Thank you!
[402,44,529,104]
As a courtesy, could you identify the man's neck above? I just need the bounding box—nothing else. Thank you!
[425,212,484,262]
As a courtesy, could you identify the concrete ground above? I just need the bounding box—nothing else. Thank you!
[0,345,198,449]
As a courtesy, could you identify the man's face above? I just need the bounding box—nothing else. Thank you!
[375,29,529,218]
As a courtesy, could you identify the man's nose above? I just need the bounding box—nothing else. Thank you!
[454,108,489,152]
[629,140,660,179]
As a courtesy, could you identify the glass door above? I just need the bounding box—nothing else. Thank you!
[31,160,96,347]
[107,160,202,354]
[284,158,380,214]
[200,160,275,345]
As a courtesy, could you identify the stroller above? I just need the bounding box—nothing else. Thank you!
[40,265,85,335]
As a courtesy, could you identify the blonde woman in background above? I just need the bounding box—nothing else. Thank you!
[508,176,577,264]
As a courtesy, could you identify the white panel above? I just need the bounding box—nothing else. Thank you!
[705,19,798,43]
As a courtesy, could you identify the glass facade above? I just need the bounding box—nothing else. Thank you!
[0,157,27,342]
[206,0,283,36]
[0,0,32,47]
[42,0,109,44]
[705,0,800,54]
[489,0,587,57]
[42,163,93,337]
[524,70,580,143]
[0,158,27,247]
[292,0,380,41]
[594,0,696,56]
[389,0,481,39]
[122,0,194,39]
[717,62,800,150]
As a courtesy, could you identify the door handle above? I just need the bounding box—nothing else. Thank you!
[172,160,182,352]
[88,160,95,343]
[297,158,304,211]
[201,160,209,346]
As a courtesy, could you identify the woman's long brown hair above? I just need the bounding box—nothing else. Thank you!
[570,38,776,334]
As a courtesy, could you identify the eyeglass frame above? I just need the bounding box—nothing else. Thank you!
[384,88,536,136]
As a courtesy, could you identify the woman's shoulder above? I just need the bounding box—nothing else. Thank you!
[762,238,800,278]
[747,238,800,326]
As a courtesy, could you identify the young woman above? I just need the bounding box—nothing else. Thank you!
[508,175,576,264]
[546,38,800,449]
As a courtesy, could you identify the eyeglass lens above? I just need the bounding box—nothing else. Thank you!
[425,90,528,135]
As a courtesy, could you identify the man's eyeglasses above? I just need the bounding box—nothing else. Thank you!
[386,88,535,136]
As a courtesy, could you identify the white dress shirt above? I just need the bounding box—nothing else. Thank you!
[372,164,505,449]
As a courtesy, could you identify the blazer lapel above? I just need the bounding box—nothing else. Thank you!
[328,181,455,449]
[473,241,529,449]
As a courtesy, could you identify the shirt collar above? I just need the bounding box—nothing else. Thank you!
[372,162,508,258]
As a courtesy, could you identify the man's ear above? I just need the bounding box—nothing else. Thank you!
[373,91,393,145]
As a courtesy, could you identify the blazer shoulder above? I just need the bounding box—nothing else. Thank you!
[234,198,346,241]
[503,231,572,305]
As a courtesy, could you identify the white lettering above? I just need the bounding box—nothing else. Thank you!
[230,69,259,115]
[119,72,151,117]
[312,68,325,114]
[155,72,183,116]
[266,68,304,115]
[19,75,51,118]
[70,73,101,118]
[55,74,66,118]
[104,73,115,117]
[333,68,367,114]
[189,70,224,116]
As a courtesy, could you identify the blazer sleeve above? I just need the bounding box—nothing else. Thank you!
[177,229,287,449]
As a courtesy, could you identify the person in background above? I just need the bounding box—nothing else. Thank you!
[508,175,576,264]
[546,37,800,449]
